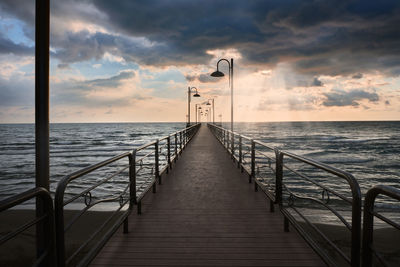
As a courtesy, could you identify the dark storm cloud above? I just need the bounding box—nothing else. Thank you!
[52,71,135,106]
[83,70,134,88]
[2,0,400,76]
[311,77,323,87]
[322,89,379,107]
[0,34,33,55]
[185,74,222,83]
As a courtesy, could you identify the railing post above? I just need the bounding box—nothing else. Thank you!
[223,130,226,148]
[125,151,136,233]
[251,140,255,184]
[275,150,288,231]
[231,132,235,160]
[238,136,242,168]
[129,151,137,207]
[154,140,159,191]
[183,129,186,147]
[167,137,171,171]
[275,149,283,205]
[179,132,183,154]
[351,177,362,267]
[55,192,66,267]
[362,189,375,267]
[174,133,178,162]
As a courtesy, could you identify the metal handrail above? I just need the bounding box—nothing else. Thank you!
[208,123,362,267]
[54,123,200,267]
[0,187,56,266]
[362,185,400,267]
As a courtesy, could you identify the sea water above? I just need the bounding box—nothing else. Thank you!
[0,121,399,214]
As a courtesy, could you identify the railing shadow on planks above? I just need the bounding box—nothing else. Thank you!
[207,123,400,267]
[0,123,200,267]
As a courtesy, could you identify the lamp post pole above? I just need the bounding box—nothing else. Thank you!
[187,86,200,127]
[210,58,233,132]
[195,104,197,124]
[207,98,215,124]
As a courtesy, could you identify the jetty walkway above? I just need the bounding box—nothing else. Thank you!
[90,124,325,266]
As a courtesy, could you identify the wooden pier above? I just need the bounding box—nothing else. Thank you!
[90,124,325,266]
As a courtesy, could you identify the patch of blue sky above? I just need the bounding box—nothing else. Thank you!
[0,17,33,47]
[19,63,34,75]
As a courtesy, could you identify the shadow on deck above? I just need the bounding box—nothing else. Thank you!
[90,124,325,266]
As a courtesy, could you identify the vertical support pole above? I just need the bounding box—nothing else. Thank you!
[167,137,171,171]
[184,129,187,147]
[179,132,183,154]
[174,133,178,162]
[231,133,235,160]
[154,140,159,191]
[35,0,50,263]
[362,191,375,267]
[275,149,283,206]
[251,140,255,184]
[187,87,191,127]
[54,197,65,267]
[238,136,242,168]
[125,152,136,233]
[212,99,215,124]
[227,132,230,152]
[230,58,234,134]
[275,150,287,231]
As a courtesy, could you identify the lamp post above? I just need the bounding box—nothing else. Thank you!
[198,106,202,123]
[210,58,233,132]
[187,86,200,127]
[206,98,215,124]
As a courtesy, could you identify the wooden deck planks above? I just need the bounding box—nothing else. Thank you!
[90,124,326,267]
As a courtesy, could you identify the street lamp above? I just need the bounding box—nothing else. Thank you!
[210,58,233,132]
[187,86,200,127]
[206,98,215,124]
[195,104,202,124]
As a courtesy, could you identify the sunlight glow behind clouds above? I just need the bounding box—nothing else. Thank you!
[0,0,400,122]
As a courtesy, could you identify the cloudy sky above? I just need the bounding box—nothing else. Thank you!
[0,0,399,123]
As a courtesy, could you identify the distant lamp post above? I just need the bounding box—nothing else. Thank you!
[187,86,200,127]
[206,98,215,124]
[211,58,233,132]
[195,104,202,124]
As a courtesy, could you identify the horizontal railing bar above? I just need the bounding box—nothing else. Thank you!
[254,140,275,150]
[283,184,352,230]
[135,141,157,152]
[0,187,51,211]
[282,150,355,182]
[59,152,131,186]
[64,183,130,233]
[372,211,400,230]
[63,165,130,206]
[282,163,353,204]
